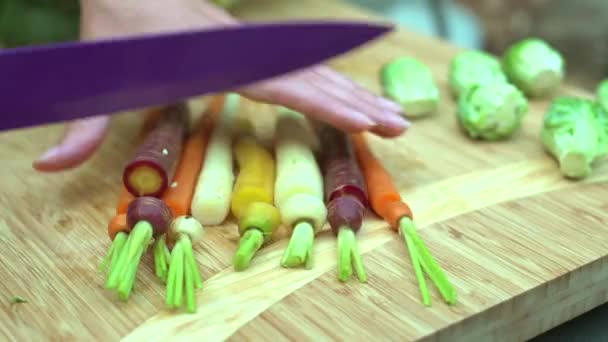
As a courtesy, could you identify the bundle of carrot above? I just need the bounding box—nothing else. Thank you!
[99,100,213,306]
[351,133,457,305]
[230,134,281,271]
[316,123,369,282]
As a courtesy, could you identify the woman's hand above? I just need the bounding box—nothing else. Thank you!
[33,0,409,172]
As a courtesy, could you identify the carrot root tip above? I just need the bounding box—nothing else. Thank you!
[281,222,315,269]
[233,229,264,271]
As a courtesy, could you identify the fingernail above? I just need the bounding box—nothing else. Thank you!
[352,111,377,126]
[378,97,403,112]
[383,111,410,129]
[36,147,60,163]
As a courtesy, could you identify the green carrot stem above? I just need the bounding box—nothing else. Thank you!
[105,221,153,298]
[165,241,181,308]
[153,235,170,282]
[165,235,203,312]
[99,232,128,273]
[281,221,315,269]
[337,227,368,283]
[118,243,146,301]
[184,254,196,313]
[233,229,264,271]
[399,218,457,305]
[173,245,185,308]
[183,238,204,289]
[402,227,431,306]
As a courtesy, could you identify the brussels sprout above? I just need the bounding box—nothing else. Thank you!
[595,102,608,158]
[541,97,607,179]
[457,82,528,140]
[596,79,608,112]
[448,50,508,98]
[380,57,439,118]
[503,38,565,98]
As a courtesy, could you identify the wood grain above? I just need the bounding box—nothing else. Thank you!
[1,1,607,341]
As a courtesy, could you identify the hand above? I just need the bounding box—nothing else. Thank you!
[33,0,409,172]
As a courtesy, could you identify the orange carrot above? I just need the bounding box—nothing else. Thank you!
[350,133,456,306]
[116,187,135,216]
[108,214,129,241]
[162,96,224,217]
[350,134,412,229]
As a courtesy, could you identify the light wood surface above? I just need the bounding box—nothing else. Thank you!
[1,1,607,341]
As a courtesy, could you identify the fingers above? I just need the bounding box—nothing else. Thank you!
[313,66,402,112]
[306,67,408,137]
[242,79,377,133]
[240,66,409,137]
[33,116,110,172]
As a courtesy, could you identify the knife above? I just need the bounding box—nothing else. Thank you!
[0,21,391,132]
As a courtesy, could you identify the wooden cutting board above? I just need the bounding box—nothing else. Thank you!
[1,1,607,341]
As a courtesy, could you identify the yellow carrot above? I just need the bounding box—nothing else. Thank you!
[230,136,281,270]
[230,136,276,219]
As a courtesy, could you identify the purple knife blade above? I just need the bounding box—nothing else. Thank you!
[0,21,391,131]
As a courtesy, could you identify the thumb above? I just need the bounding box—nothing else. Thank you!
[33,115,110,172]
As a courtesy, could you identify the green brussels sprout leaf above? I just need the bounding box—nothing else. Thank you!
[503,38,565,98]
[380,57,439,118]
[457,82,528,140]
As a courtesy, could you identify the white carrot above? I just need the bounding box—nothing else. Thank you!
[190,93,240,225]
[274,108,327,269]
[162,215,205,313]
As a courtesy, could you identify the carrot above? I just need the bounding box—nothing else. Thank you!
[190,93,239,225]
[123,103,189,197]
[105,196,173,301]
[349,134,411,228]
[139,108,162,140]
[107,214,128,241]
[230,135,281,271]
[100,112,161,275]
[275,109,326,269]
[155,97,224,313]
[350,133,456,306]
[164,216,205,313]
[317,124,368,283]
[162,97,222,217]
[116,186,134,216]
